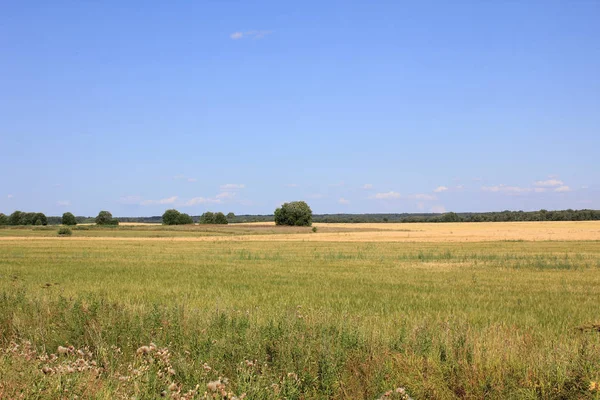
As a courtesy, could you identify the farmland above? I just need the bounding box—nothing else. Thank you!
[1,222,599,399]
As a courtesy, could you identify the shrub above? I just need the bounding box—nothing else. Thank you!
[312,226,318,233]
[96,211,119,226]
[0,213,7,225]
[274,201,313,226]
[57,227,72,236]
[61,212,77,226]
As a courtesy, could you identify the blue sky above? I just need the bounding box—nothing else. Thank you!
[1,1,598,216]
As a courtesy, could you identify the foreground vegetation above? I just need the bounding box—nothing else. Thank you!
[1,231,599,399]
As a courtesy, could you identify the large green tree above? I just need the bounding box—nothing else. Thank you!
[214,212,228,225]
[274,201,312,226]
[177,213,194,225]
[61,212,77,226]
[162,209,181,225]
[199,211,215,224]
[0,213,7,225]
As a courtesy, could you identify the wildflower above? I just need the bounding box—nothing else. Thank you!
[169,382,178,391]
[168,367,176,375]
[137,346,151,355]
[57,346,69,355]
[207,379,220,392]
[590,381,599,392]
[41,366,53,375]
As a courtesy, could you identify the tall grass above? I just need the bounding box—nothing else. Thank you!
[1,240,599,398]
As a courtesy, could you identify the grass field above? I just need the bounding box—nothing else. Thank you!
[1,222,599,399]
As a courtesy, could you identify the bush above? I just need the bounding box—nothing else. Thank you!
[162,209,181,225]
[214,212,228,225]
[274,201,313,226]
[95,211,119,226]
[177,213,194,225]
[57,227,72,236]
[61,212,77,226]
[0,213,7,225]
[312,226,318,233]
[199,212,215,224]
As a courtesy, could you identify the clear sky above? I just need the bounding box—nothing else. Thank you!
[1,1,598,217]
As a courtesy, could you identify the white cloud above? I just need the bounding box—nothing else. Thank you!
[481,185,531,194]
[534,188,547,193]
[285,183,299,188]
[362,184,373,190]
[215,192,236,199]
[338,197,350,204]
[141,196,178,206]
[173,174,186,180]
[554,185,571,192]
[434,186,448,193]
[7,194,13,199]
[455,185,464,190]
[534,179,563,187]
[306,193,325,199]
[416,202,425,211]
[57,200,71,207]
[431,205,447,213]
[581,185,589,189]
[373,191,402,199]
[187,178,197,183]
[184,197,222,206]
[220,183,245,190]
[230,30,273,40]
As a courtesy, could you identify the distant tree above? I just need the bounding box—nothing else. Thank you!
[440,212,461,223]
[274,201,312,226]
[226,212,235,220]
[8,211,22,225]
[199,211,215,224]
[177,213,194,225]
[61,212,77,226]
[0,213,8,225]
[34,213,48,226]
[20,212,36,225]
[162,209,181,225]
[95,210,119,225]
[214,212,228,225]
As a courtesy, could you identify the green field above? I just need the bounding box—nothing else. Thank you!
[1,231,600,398]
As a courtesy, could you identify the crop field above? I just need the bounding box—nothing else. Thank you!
[1,222,599,399]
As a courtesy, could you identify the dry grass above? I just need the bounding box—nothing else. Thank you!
[1,221,598,242]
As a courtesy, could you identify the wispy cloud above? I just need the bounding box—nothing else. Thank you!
[230,30,273,40]
[362,184,373,190]
[329,181,345,187]
[338,197,350,204]
[7,194,13,199]
[412,194,436,201]
[215,192,236,199]
[306,193,325,199]
[184,197,222,206]
[285,183,299,188]
[372,191,402,199]
[431,205,447,213]
[481,185,531,194]
[220,183,245,190]
[534,179,564,187]
[173,175,197,183]
[554,185,571,192]
[141,196,178,206]
[434,186,448,193]
[57,200,71,207]
[187,178,197,183]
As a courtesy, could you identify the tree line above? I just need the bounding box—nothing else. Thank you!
[1,208,599,226]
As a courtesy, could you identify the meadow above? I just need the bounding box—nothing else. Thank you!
[0,222,599,399]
